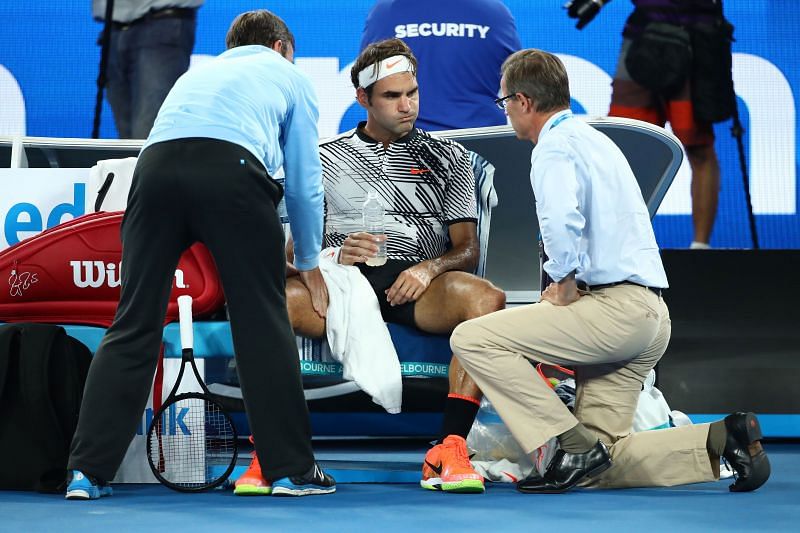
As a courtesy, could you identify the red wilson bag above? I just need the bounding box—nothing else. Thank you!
[0,211,225,327]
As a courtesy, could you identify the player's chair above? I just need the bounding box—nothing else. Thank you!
[286,118,684,424]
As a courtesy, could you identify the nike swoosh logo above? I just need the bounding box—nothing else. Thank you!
[410,168,430,175]
[425,460,443,475]
[502,471,518,483]
[386,59,402,69]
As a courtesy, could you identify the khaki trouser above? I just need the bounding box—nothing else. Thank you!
[451,283,716,488]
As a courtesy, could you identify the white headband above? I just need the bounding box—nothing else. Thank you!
[357,55,413,88]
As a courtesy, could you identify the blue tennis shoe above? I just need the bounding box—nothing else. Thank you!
[65,470,113,500]
[271,462,336,496]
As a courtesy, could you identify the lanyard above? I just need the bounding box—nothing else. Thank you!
[549,112,572,131]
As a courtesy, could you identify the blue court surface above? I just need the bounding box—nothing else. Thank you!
[2,441,797,532]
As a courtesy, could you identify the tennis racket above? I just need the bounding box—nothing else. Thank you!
[146,295,238,491]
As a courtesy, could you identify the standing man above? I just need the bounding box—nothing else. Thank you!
[566,0,724,248]
[66,10,335,499]
[93,0,202,139]
[360,0,521,131]
[236,39,506,496]
[450,49,769,493]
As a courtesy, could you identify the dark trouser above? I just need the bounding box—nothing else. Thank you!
[68,138,314,482]
[105,14,196,139]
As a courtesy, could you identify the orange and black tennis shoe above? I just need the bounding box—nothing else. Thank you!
[421,435,484,493]
[234,436,271,495]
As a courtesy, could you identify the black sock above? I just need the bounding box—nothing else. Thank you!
[707,420,727,457]
[437,394,481,444]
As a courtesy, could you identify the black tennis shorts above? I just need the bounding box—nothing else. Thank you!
[356,259,419,327]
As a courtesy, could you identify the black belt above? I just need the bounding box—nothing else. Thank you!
[577,280,663,297]
[114,7,196,29]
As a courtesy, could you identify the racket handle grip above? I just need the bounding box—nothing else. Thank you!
[177,295,193,350]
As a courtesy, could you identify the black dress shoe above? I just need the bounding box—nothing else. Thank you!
[723,412,770,492]
[517,440,611,494]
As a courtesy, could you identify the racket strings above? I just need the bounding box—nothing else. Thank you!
[147,396,236,489]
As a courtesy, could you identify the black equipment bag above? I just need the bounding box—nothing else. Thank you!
[690,18,736,123]
[0,324,92,492]
[625,22,693,99]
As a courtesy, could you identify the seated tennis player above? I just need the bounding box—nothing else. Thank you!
[234,38,506,496]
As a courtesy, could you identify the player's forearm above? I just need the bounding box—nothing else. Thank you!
[420,243,479,279]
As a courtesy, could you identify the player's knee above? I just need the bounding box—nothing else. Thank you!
[286,281,326,337]
[486,285,506,312]
[285,282,307,325]
[465,282,506,319]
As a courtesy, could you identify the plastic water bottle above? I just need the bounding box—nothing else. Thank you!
[362,191,387,267]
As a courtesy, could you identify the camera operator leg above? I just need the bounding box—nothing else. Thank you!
[687,143,721,247]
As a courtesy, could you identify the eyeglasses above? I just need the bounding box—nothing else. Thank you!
[494,93,517,110]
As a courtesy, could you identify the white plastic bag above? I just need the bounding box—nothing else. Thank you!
[467,369,690,483]
[633,369,672,431]
[467,398,533,481]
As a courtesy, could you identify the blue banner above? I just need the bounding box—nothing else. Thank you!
[1,1,797,248]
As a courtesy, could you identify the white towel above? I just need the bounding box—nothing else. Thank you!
[89,157,138,212]
[317,247,402,413]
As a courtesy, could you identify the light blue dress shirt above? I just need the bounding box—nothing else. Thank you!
[144,45,324,270]
[530,110,668,288]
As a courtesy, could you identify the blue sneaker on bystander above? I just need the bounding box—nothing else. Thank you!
[65,470,113,500]
[271,463,336,496]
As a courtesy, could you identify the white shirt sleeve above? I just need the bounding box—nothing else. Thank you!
[531,147,585,282]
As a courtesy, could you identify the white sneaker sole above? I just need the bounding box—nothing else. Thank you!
[65,487,112,500]
[420,477,443,491]
[271,486,336,496]
[65,489,93,500]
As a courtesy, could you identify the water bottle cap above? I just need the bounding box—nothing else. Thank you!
[367,190,379,199]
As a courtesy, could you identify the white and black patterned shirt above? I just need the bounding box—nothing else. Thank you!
[320,123,477,263]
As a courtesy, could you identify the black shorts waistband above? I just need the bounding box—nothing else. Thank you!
[577,280,663,297]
